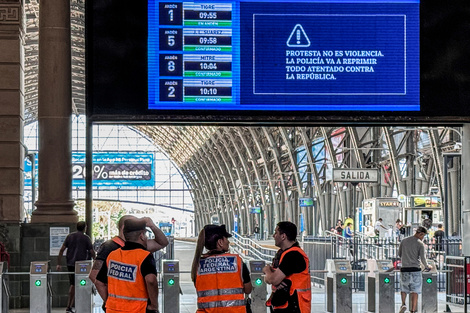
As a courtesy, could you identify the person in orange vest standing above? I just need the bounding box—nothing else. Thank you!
[95,218,159,313]
[89,215,169,284]
[191,224,253,312]
[263,221,311,313]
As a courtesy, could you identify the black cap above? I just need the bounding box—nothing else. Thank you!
[204,224,232,238]
[123,218,146,234]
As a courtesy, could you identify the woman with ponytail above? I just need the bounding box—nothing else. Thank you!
[191,224,252,312]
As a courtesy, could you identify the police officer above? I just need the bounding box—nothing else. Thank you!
[191,224,252,312]
[95,218,159,313]
[263,221,311,313]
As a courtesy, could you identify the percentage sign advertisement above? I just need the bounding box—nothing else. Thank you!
[94,165,108,179]
[71,152,155,187]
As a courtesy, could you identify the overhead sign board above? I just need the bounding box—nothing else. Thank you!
[72,152,155,187]
[250,207,261,214]
[333,168,379,183]
[87,0,470,122]
[299,198,314,207]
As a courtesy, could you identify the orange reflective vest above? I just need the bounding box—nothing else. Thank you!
[112,236,125,247]
[195,253,246,313]
[105,248,151,313]
[272,246,311,313]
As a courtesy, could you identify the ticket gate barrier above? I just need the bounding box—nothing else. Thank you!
[75,260,93,313]
[421,260,438,313]
[0,262,9,313]
[162,260,179,313]
[30,261,51,313]
[325,259,352,313]
[365,259,395,313]
[249,260,267,313]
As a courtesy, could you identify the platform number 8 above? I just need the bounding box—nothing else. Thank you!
[168,61,175,72]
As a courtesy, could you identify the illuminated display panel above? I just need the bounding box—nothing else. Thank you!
[86,0,470,121]
[149,0,419,111]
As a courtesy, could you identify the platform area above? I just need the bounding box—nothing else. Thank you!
[9,240,467,313]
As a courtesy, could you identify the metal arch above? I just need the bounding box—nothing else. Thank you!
[214,129,253,235]
[181,164,205,228]
[321,127,349,220]
[427,128,444,196]
[208,130,242,232]
[235,127,273,233]
[261,128,291,221]
[298,127,325,235]
[195,131,235,229]
[193,147,231,227]
[279,127,303,196]
[382,126,402,196]
[247,127,280,231]
[224,128,257,211]
[346,127,371,200]
[187,156,218,226]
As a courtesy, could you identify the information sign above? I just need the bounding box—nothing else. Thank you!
[88,0,470,121]
[72,152,155,187]
[50,227,69,256]
[299,198,314,207]
[149,0,419,111]
[333,168,379,183]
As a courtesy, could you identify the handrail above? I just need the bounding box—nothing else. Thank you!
[230,231,277,262]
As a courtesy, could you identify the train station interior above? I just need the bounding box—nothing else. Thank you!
[1,0,470,312]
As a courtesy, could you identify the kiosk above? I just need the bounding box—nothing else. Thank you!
[325,259,352,313]
[75,260,93,313]
[162,260,180,313]
[30,261,51,313]
[250,260,267,313]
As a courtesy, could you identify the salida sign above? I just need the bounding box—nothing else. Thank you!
[333,168,379,183]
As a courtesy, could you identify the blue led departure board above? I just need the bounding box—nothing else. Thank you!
[148,0,419,111]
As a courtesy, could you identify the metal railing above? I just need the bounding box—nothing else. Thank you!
[304,233,462,292]
[445,256,469,312]
[230,232,277,263]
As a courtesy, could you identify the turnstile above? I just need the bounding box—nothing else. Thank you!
[162,260,180,313]
[0,261,9,313]
[365,259,394,313]
[421,260,437,313]
[325,259,352,313]
[75,260,93,313]
[30,261,51,313]
[249,260,267,313]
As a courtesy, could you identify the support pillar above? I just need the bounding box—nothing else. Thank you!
[32,0,76,223]
[0,0,25,222]
[462,124,470,255]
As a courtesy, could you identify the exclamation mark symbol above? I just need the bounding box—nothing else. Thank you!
[296,30,300,44]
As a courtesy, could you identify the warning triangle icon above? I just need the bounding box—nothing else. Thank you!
[286,24,311,47]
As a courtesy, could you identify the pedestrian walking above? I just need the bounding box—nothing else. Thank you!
[254,223,260,240]
[56,221,96,313]
[398,226,431,313]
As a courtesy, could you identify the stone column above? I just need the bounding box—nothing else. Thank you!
[32,0,76,223]
[0,0,24,223]
[462,124,470,255]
